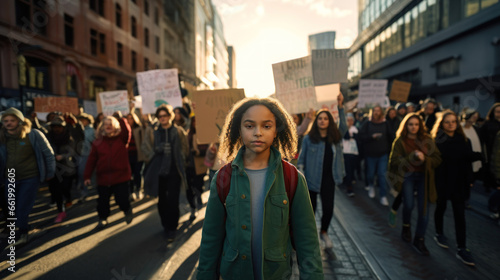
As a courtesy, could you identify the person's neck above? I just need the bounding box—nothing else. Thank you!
[243,149,270,170]
[464,122,472,128]
[407,133,417,139]
[445,131,455,137]
[7,129,17,135]
[161,123,171,129]
[319,129,327,138]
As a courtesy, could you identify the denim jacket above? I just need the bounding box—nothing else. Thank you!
[197,146,323,280]
[297,108,347,192]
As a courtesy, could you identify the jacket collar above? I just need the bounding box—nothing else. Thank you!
[232,146,281,174]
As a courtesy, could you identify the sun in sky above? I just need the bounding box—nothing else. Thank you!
[212,0,358,98]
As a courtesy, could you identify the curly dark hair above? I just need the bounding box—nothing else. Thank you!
[219,97,297,161]
[308,109,341,144]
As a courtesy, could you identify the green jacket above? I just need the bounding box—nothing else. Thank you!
[197,146,323,280]
[387,136,441,213]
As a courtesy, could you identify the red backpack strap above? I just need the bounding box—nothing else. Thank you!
[216,162,233,206]
[281,159,298,203]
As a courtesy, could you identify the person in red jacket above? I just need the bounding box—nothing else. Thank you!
[84,114,133,230]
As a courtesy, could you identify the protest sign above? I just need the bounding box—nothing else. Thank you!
[83,100,97,117]
[133,95,142,109]
[311,49,349,85]
[272,56,317,114]
[34,97,79,115]
[136,69,183,114]
[389,80,412,102]
[357,79,388,108]
[315,84,340,121]
[98,91,129,116]
[192,89,245,144]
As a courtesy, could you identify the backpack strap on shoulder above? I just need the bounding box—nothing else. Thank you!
[216,162,233,206]
[281,159,298,203]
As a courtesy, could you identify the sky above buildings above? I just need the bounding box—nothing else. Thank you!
[212,0,358,98]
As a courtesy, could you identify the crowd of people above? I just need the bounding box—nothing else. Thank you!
[1,94,500,278]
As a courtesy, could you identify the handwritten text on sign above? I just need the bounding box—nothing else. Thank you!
[34,97,79,115]
[312,49,349,85]
[99,91,129,116]
[137,69,182,114]
[272,56,317,114]
[357,79,388,108]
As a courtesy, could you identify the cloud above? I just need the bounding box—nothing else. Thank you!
[281,0,354,18]
[212,0,247,15]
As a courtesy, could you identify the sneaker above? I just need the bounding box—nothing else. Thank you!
[125,209,133,224]
[131,192,138,201]
[456,248,475,266]
[189,208,197,221]
[388,209,397,228]
[433,234,449,249]
[364,185,371,191]
[65,201,73,208]
[401,225,412,243]
[136,191,144,200]
[347,189,355,197]
[166,230,176,242]
[49,202,56,208]
[380,196,389,206]
[320,232,333,249]
[368,186,375,198]
[94,220,108,230]
[6,233,28,249]
[490,212,499,219]
[412,238,430,256]
[54,212,67,223]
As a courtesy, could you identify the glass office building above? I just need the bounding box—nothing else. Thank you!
[349,0,500,115]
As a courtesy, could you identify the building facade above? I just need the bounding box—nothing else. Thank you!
[308,31,336,53]
[349,0,500,115]
[227,45,236,88]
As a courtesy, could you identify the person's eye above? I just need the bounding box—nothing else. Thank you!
[245,125,253,129]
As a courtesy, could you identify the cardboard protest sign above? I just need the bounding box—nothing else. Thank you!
[192,89,245,144]
[83,100,97,117]
[389,80,412,102]
[312,49,349,85]
[133,95,142,109]
[272,56,317,114]
[34,97,79,115]
[136,69,182,114]
[315,84,340,121]
[357,79,388,108]
[98,91,129,116]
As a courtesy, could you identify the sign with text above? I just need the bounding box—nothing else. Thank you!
[389,80,412,102]
[192,89,245,144]
[34,97,79,115]
[315,84,341,121]
[83,100,97,117]
[312,49,349,85]
[272,56,317,114]
[357,79,388,108]
[136,69,182,114]
[98,91,129,116]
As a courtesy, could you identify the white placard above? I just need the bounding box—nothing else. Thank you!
[99,91,130,116]
[358,79,388,108]
[137,69,183,114]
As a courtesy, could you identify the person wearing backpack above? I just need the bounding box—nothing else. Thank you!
[297,93,347,249]
[197,98,323,280]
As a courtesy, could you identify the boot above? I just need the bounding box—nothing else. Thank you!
[401,224,411,243]
[413,237,430,256]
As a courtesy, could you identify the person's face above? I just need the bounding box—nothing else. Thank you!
[407,117,420,136]
[240,105,277,158]
[388,110,397,119]
[127,115,134,126]
[174,109,182,122]
[372,107,382,120]
[347,117,354,127]
[2,116,20,133]
[316,112,330,130]
[407,106,415,113]
[157,110,171,127]
[80,118,90,127]
[103,120,114,135]
[292,114,300,125]
[98,114,105,121]
[468,112,479,124]
[397,108,407,116]
[494,106,500,122]
[425,103,435,115]
[51,125,64,134]
[442,114,457,135]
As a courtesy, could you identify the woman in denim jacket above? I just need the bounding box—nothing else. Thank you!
[297,93,347,249]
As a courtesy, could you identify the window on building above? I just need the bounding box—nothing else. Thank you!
[131,51,137,71]
[144,58,149,71]
[116,3,122,28]
[145,0,149,16]
[117,42,123,66]
[131,16,137,37]
[89,0,104,16]
[23,56,51,91]
[465,0,481,17]
[482,0,499,8]
[15,0,48,36]
[154,7,159,25]
[90,29,105,56]
[436,57,460,79]
[116,81,127,90]
[144,28,149,47]
[64,14,74,47]
[155,36,160,54]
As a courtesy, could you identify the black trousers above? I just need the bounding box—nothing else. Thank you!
[158,171,181,231]
[49,175,72,212]
[97,181,131,220]
[185,167,204,209]
[343,154,358,189]
[434,195,466,248]
[309,181,335,233]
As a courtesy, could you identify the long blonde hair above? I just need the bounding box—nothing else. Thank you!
[96,116,121,138]
[0,117,32,143]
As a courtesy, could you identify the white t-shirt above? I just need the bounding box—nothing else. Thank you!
[343,126,359,155]
[462,124,482,172]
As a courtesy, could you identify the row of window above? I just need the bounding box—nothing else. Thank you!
[360,0,397,32]
[362,0,498,71]
[91,0,159,26]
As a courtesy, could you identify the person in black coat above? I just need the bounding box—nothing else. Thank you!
[431,110,482,267]
[479,103,500,192]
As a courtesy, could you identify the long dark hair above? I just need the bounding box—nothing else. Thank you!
[396,113,428,140]
[486,103,500,121]
[219,98,297,161]
[431,110,467,142]
[308,110,341,144]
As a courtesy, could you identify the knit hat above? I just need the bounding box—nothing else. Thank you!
[78,113,95,124]
[1,107,25,122]
[395,103,407,111]
[48,116,66,127]
[406,102,416,108]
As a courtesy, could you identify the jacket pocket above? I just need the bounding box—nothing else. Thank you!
[225,194,237,226]
[264,246,292,279]
[220,239,239,279]
[269,194,289,228]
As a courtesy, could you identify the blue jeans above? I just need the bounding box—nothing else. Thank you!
[365,154,388,197]
[401,172,427,238]
[4,176,40,234]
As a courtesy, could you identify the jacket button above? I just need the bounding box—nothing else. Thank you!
[242,255,247,260]
[283,253,287,258]
[241,194,246,199]
[242,225,247,230]
[283,200,288,205]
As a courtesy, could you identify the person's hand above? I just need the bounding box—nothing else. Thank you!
[84,179,91,186]
[338,92,344,108]
[55,155,63,161]
[306,108,315,120]
[113,111,123,119]
[414,150,425,161]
